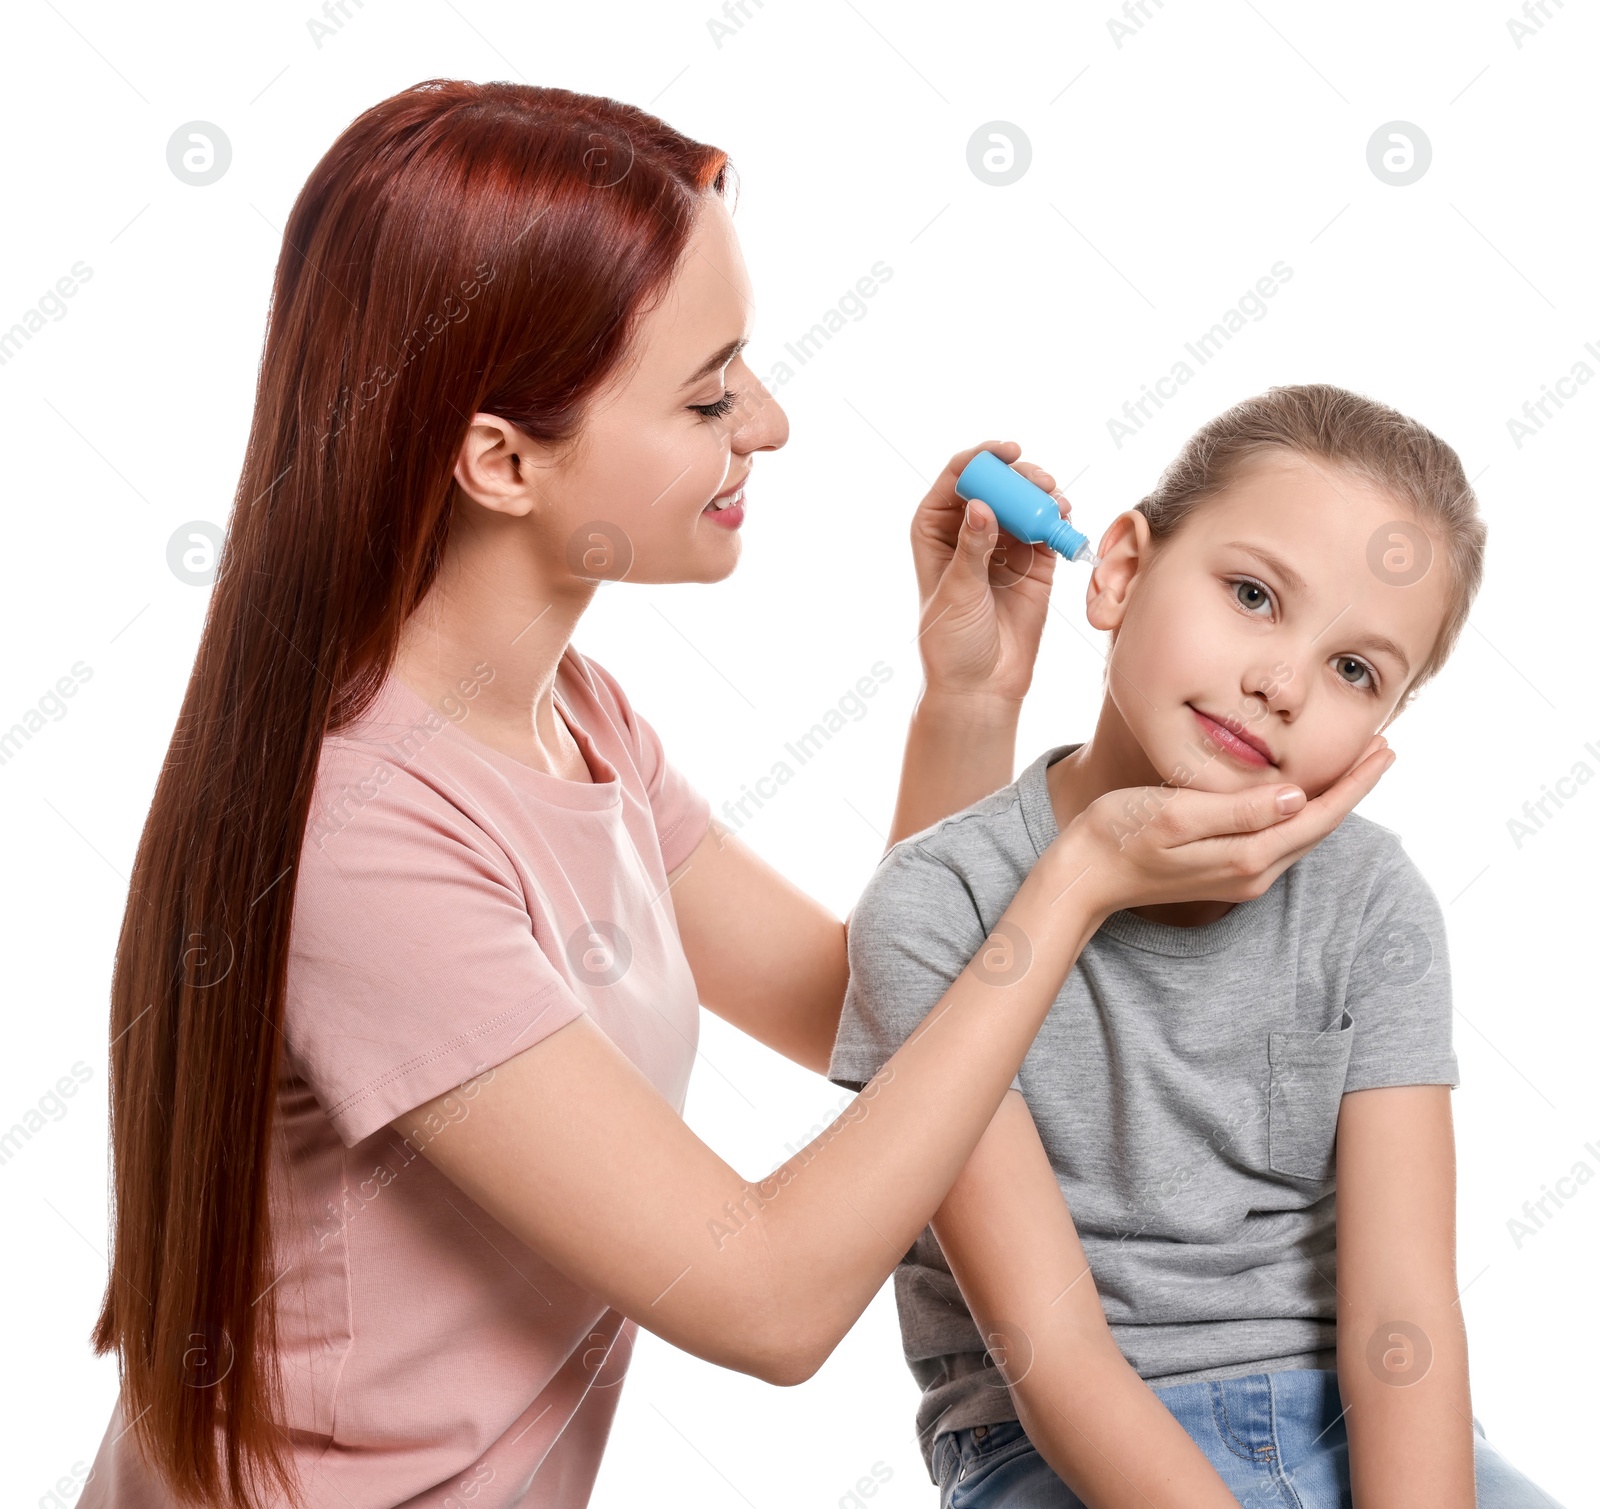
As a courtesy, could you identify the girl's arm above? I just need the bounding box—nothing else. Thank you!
[928,1092,1241,1508]
[1335,1084,1474,1508]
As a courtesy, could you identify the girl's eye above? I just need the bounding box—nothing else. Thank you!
[1333,655,1377,692]
[1231,577,1274,615]
[690,389,738,420]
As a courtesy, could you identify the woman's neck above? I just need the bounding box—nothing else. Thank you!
[391,520,597,777]
[1046,704,1237,930]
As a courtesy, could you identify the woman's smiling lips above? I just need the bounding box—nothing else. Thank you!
[1189,705,1275,768]
[702,471,748,528]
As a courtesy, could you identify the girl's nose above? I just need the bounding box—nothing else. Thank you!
[1245,657,1301,718]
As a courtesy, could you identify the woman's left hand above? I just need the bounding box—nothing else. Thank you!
[909,439,1074,706]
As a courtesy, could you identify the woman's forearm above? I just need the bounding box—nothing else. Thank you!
[1013,1345,1241,1509]
[887,686,1021,849]
[756,834,1105,1372]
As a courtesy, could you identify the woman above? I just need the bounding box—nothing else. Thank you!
[81,80,1384,1508]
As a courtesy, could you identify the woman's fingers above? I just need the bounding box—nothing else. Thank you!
[1253,761,1391,887]
[1071,737,1398,913]
[1282,738,1394,837]
[955,496,1000,571]
[1230,782,1306,831]
[1233,741,1395,872]
[962,496,994,535]
[1144,781,1304,848]
[931,442,1072,572]
[1157,737,1392,857]
[1008,458,1067,513]
[922,444,1072,548]
[944,440,1021,495]
[911,439,1074,701]
[912,441,1019,563]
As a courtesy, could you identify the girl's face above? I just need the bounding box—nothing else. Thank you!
[510,193,789,585]
[1088,449,1454,801]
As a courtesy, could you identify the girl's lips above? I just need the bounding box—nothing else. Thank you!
[1189,706,1274,768]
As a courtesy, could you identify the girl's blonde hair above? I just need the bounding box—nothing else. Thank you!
[1135,383,1486,700]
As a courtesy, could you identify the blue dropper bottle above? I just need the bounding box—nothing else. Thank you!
[953,450,1098,565]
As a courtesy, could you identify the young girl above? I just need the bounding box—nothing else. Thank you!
[829,385,1561,1508]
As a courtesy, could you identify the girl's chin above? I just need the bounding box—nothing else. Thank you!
[1148,745,1264,794]
[1165,770,1248,795]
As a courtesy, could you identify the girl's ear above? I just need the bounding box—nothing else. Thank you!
[1085,510,1154,632]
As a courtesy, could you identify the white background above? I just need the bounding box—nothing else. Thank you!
[1,1,1596,1505]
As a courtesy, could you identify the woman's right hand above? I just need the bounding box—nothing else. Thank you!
[1053,735,1396,920]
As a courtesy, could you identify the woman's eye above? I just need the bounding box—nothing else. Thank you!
[1232,578,1273,614]
[690,389,738,420]
[1333,655,1375,691]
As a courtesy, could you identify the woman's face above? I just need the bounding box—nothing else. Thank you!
[507,193,789,586]
[1089,450,1455,801]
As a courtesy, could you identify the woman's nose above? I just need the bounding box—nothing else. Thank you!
[723,359,788,453]
[735,386,788,453]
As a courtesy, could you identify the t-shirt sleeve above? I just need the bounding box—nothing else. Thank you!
[827,843,1022,1095]
[286,753,589,1146]
[1341,839,1459,1093]
[577,653,711,874]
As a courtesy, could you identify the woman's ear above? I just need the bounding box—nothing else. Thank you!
[453,413,560,518]
[1085,510,1154,632]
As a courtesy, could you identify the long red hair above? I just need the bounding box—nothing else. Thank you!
[92,79,728,1507]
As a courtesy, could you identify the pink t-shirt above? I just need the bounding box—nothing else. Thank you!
[82,646,712,1508]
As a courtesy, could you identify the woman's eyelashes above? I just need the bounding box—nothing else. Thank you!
[689,388,738,420]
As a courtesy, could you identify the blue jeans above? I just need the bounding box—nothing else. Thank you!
[932,1369,1562,1508]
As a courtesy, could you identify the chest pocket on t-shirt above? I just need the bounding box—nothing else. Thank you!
[1266,1010,1355,1182]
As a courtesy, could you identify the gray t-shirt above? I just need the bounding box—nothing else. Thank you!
[828,743,1458,1481]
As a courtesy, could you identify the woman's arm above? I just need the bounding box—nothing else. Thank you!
[662,693,1022,1077]
[892,440,1072,847]
[927,1092,1241,1508]
[397,828,1105,1387]
[889,689,1020,849]
[666,820,849,1075]
[665,690,1022,1077]
[396,760,1392,1394]
[1335,1084,1474,1508]
[664,442,1067,1074]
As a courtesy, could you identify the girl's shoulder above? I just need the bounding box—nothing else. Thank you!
[1290,810,1444,938]
[1299,808,1409,878]
[1310,808,1404,866]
